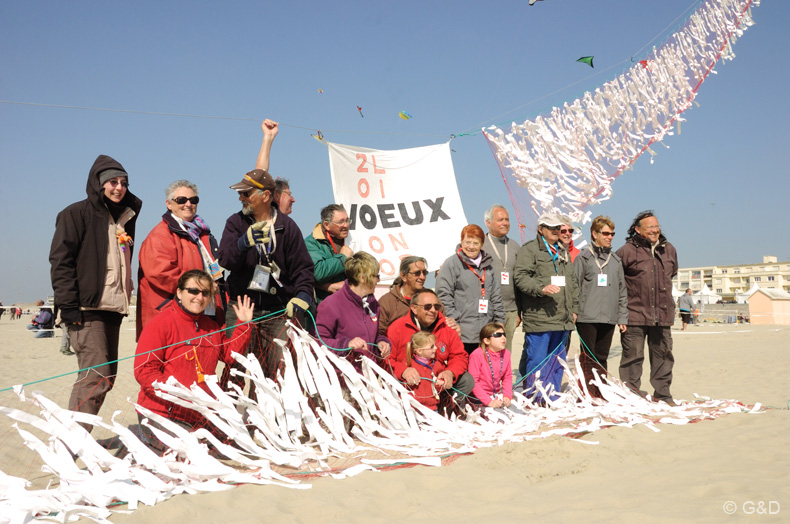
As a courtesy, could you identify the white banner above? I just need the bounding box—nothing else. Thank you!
[327,141,467,281]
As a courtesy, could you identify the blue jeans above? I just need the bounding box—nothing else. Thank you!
[522,331,569,402]
[27,324,54,338]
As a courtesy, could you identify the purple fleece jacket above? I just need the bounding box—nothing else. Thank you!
[316,282,389,365]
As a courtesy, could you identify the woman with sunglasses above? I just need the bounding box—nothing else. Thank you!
[468,323,512,408]
[134,269,254,453]
[137,180,225,339]
[573,215,628,399]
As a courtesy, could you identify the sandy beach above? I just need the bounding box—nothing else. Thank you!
[1,312,788,523]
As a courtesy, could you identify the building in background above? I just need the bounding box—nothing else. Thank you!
[673,256,790,302]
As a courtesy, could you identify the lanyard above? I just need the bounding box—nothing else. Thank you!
[486,234,508,267]
[326,227,342,255]
[541,236,561,275]
[588,245,612,274]
[413,356,439,399]
[256,209,278,265]
[186,345,206,383]
[484,349,504,395]
[457,248,487,298]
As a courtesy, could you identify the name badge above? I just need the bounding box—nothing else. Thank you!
[208,261,223,281]
[500,271,510,285]
[551,275,566,287]
[479,299,489,314]
[597,274,608,287]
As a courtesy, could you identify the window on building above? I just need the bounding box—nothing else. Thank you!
[768,276,775,282]
[721,269,728,274]
[734,269,741,274]
[754,277,761,282]
[716,289,723,294]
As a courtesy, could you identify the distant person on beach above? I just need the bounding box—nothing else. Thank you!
[134,270,253,454]
[27,300,55,338]
[136,179,225,340]
[573,216,628,398]
[616,211,678,406]
[0,302,4,321]
[49,155,142,426]
[514,212,579,404]
[678,289,694,331]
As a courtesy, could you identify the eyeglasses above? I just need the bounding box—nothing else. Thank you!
[408,270,429,277]
[560,228,574,234]
[331,219,351,226]
[237,190,251,198]
[415,303,443,312]
[172,196,200,205]
[183,287,211,297]
[542,225,561,231]
[106,179,129,188]
[490,332,506,338]
[597,231,616,237]
[640,225,661,231]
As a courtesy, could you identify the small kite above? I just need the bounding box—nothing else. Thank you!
[576,56,594,68]
[311,130,324,141]
[357,106,364,118]
[398,111,412,120]
[529,0,545,4]
[318,88,323,94]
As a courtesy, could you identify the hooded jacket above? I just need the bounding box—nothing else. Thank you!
[436,247,505,344]
[514,233,579,332]
[616,234,678,326]
[49,155,143,324]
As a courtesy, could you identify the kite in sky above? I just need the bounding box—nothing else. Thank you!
[318,88,323,94]
[576,56,594,68]
[357,106,364,118]
[484,0,759,237]
[312,130,324,141]
[398,111,412,120]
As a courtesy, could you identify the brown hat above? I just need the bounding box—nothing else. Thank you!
[230,169,276,192]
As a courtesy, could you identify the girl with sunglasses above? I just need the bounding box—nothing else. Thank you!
[468,322,512,408]
[134,269,254,453]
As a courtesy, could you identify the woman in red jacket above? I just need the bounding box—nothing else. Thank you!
[134,269,253,452]
[136,180,225,339]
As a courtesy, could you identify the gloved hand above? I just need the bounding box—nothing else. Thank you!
[238,221,270,250]
[286,296,310,318]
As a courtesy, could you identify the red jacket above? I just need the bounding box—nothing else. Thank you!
[134,301,251,426]
[409,358,447,411]
[386,312,468,384]
[136,213,223,339]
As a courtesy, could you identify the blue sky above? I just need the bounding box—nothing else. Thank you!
[1,0,786,302]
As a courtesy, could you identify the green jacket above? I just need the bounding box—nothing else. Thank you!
[514,234,579,333]
[305,224,347,303]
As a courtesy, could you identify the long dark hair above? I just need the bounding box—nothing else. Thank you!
[626,210,655,240]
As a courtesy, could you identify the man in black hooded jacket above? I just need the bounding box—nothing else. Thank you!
[49,155,142,425]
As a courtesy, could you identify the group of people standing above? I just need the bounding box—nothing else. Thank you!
[46,119,679,453]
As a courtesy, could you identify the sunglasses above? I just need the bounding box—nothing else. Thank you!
[416,303,443,312]
[183,287,211,297]
[238,190,251,198]
[560,228,574,234]
[409,270,429,277]
[172,196,200,205]
[597,231,616,237]
[542,225,561,231]
[490,332,506,338]
[107,179,129,188]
